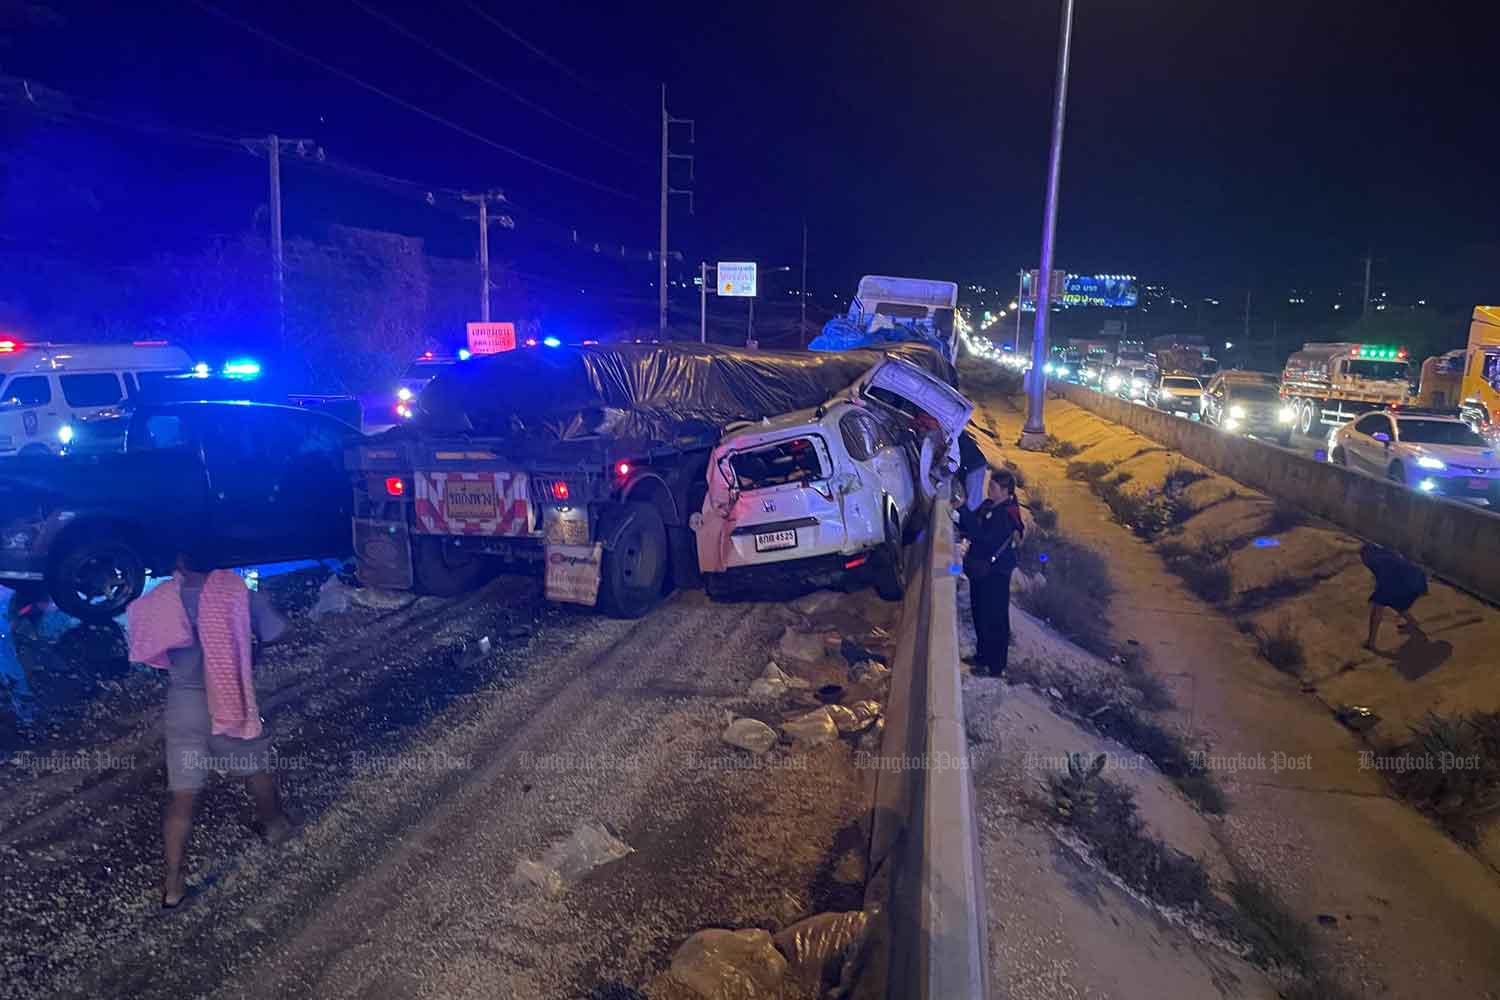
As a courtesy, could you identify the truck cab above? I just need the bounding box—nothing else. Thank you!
[1459,306,1500,435]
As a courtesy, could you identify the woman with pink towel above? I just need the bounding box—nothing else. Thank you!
[128,540,294,912]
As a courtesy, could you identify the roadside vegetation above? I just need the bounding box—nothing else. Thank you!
[1390,712,1500,844]
[1046,759,1351,998]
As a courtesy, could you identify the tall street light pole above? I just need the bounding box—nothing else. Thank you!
[1020,0,1076,448]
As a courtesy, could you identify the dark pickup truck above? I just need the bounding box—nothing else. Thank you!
[0,401,359,622]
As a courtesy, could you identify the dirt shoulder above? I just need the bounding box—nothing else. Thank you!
[969,376,1500,999]
[6,577,894,1000]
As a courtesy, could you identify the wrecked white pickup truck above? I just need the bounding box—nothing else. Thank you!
[693,357,972,601]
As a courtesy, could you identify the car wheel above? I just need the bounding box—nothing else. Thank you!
[46,532,147,623]
[412,536,490,596]
[871,517,906,602]
[1298,401,1316,437]
[1387,462,1405,486]
[598,502,669,619]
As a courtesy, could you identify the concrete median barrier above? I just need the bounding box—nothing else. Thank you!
[1056,383,1500,604]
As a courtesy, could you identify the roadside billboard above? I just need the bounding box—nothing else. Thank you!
[718,262,757,297]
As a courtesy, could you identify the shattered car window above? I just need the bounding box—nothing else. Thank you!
[726,437,825,490]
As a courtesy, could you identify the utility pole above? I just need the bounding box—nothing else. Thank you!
[241,134,320,352]
[699,261,710,343]
[1015,270,1025,347]
[800,220,808,347]
[1243,287,1251,345]
[1020,0,1076,448]
[461,191,507,322]
[747,295,755,348]
[1362,250,1373,319]
[659,85,695,338]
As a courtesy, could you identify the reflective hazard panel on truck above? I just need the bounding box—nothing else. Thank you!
[414,470,531,535]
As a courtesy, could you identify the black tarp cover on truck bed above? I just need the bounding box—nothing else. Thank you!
[411,341,956,444]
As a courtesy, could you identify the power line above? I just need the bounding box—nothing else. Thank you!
[461,1,651,124]
[190,0,646,204]
[348,0,648,166]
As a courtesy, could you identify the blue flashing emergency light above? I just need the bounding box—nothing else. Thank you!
[458,348,472,361]
[223,359,261,377]
[542,336,561,348]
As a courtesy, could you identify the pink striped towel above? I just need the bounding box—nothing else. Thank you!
[128,571,262,739]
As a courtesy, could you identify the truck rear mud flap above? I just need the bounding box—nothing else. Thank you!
[354,518,414,591]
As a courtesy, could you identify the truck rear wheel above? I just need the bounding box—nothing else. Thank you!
[1298,401,1316,437]
[598,502,668,619]
[47,531,147,623]
[412,536,489,597]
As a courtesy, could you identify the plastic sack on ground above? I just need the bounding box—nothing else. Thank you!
[782,707,838,747]
[308,576,353,620]
[722,717,778,754]
[670,928,788,1000]
[509,821,634,897]
[773,910,871,997]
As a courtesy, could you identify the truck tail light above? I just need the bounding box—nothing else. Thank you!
[0,339,18,353]
[615,461,631,478]
[845,555,869,570]
[552,481,570,501]
[385,477,406,497]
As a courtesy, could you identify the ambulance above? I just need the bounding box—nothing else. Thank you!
[0,339,195,456]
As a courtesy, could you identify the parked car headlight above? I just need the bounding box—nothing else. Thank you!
[397,386,414,401]
[57,424,74,444]
[1056,366,1070,377]
[1277,406,1297,423]
[1105,375,1122,391]
[1229,405,1246,420]
[1417,455,1446,470]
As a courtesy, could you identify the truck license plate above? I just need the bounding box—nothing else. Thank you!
[445,482,500,520]
[754,529,798,552]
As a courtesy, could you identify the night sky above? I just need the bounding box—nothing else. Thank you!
[3,0,1499,306]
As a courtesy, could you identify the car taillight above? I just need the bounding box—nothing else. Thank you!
[385,477,406,497]
[845,555,869,569]
[552,481,570,501]
[616,461,631,478]
[0,339,18,353]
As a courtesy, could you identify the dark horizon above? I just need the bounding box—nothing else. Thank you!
[3,0,1499,314]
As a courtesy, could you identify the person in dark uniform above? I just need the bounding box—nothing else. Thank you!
[957,430,988,512]
[959,469,1025,676]
[1360,543,1428,650]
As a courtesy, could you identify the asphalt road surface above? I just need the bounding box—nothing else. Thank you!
[0,568,895,999]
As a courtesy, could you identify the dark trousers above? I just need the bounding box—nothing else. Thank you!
[969,568,1013,675]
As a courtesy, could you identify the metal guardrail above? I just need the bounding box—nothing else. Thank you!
[868,485,989,999]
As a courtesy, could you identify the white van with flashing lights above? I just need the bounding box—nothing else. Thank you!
[0,339,194,456]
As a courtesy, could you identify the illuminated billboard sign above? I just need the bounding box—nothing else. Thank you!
[1020,272,1139,310]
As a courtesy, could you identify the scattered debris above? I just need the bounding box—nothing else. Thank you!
[777,627,827,665]
[791,590,844,616]
[839,637,887,666]
[509,822,634,897]
[815,684,845,704]
[782,707,838,747]
[348,584,414,610]
[669,928,788,1000]
[857,718,885,753]
[849,660,889,687]
[773,910,871,996]
[747,662,809,699]
[1334,705,1380,732]
[308,576,353,620]
[453,635,493,669]
[722,718,778,755]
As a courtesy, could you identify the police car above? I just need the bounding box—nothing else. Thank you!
[0,339,195,456]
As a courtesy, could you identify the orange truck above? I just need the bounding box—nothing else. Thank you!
[1459,305,1500,434]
